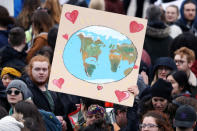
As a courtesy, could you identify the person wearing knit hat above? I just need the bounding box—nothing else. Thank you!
[1,67,22,88]
[86,104,106,126]
[150,78,173,112]
[0,67,22,112]
[6,79,33,114]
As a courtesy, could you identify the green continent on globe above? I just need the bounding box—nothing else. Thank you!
[109,44,137,75]
[78,33,105,77]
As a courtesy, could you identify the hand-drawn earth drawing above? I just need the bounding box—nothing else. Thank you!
[63,25,138,84]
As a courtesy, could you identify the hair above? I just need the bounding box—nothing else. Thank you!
[8,27,25,46]
[89,0,105,11]
[172,96,197,112]
[43,0,62,24]
[14,101,46,131]
[47,26,58,51]
[174,47,195,63]
[32,10,54,36]
[16,0,41,30]
[167,70,189,93]
[0,105,8,119]
[142,110,173,131]
[26,55,50,78]
[23,117,41,131]
[146,5,162,21]
[168,32,197,59]
[166,4,179,16]
[168,96,197,120]
[35,46,53,64]
[113,104,127,115]
[0,5,15,27]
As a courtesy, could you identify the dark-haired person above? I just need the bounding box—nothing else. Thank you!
[143,5,173,64]
[139,79,174,123]
[26,10,54,63]
[167,70,191,98]
[113,104,128,131]
[0,27,27,70]
[14,101,46,131]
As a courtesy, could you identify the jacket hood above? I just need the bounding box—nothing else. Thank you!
[152,57,177,76]
[179,0,197,27]
[146,21,171,38]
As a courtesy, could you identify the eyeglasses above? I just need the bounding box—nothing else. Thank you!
[174,60,186,65]
[7,90,21,95]
[139,123,158,129]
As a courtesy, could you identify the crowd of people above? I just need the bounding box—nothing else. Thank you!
[0,0,197,131]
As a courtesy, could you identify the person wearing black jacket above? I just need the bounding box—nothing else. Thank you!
[23,55,80,131]
[0,27,27,70]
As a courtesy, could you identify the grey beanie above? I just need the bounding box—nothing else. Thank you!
[7,79,33,100]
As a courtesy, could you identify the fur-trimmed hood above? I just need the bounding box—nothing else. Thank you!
[146,21,171,38]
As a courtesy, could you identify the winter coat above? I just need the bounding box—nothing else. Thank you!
[143,21,173,64]
[175,0,197,36]
[0,116,24,131]
[191,60,197,78]
[39,109,62,131]
[188,70,197,97]
[0,30,9,49]
[27,33,48,63]
[0,45,27,70]
[22,75,75,131]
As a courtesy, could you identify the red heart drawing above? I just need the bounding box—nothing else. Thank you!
[63,34,69,40]
[53,78,64,89]
[115,90,130,102]
[133,65,138,69]
[97,85,103,90]
[65,10,79,24]
[130,21,144,33]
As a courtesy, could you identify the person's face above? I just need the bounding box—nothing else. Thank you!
[31,61,49,85]
[157,66,171,80]
[7,88,23,105]
[165,6,179,23]
[2,74,13,87]
[167,75,182,96]
[152,97,168,112]
[184,3,196,21]
[86,114,103,126]
[140,116,159,131]
[174,54,191,73]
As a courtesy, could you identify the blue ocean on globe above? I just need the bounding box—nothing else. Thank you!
[63,26,137,84]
